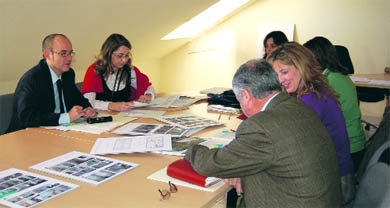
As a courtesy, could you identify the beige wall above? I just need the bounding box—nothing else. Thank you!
[0,0,162,95]
[160,0,389,115]
[1,0,389,115]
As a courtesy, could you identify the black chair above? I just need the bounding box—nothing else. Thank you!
[335,45,385,130]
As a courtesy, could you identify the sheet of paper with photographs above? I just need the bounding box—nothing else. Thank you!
[152,137,206,156]
[156,114,225,129]
[113,123,188,138]
[0,168,78,208]
[29,151,138,186]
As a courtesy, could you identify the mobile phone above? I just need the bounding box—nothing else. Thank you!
[86,116,113,124]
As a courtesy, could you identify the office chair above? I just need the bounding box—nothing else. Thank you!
[335,45,384,130]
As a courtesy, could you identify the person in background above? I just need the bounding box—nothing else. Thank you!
[185,59,341,207]
[267,42,355,205]
[7,34,96,133]
[235,31,289,121]
[304,36,366,172]
[81,33,155,111]
[262,31,288,59]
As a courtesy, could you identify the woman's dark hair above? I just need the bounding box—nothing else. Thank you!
[262,31,288,58]
[94,33,132,77]
[304,36,349,75]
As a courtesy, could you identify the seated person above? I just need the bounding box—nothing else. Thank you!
[7,34,96,133]
[185,59,341,207]
[262,31,288,59]
[81,33,155,111]
[236,30,289,120]
[304,36,366,172]
[267,42,355,205]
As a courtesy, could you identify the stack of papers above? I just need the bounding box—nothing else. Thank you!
[200,87,231,95]
[155,114,224,129]
[207,104,241,114]
[150,96,205,108]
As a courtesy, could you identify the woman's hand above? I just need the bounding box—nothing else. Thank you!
[108,102,134,111]
[137,94,152,103]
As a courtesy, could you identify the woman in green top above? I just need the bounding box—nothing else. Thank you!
[304,36,365,172]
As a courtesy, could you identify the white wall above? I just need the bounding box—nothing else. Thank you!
[160,0,389,115]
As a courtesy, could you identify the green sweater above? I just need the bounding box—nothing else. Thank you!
[324,69,365,153]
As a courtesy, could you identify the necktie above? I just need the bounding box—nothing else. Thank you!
[56,79,65,113]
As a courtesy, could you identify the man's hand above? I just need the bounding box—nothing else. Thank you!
[83,107,97,118]
[68,105,85,122]
[108,102,134,111]
[224,178,243,195]
[137,94,152,103]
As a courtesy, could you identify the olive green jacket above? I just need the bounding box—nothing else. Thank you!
[186,92,341,207]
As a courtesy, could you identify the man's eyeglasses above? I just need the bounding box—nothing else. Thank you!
[158,181,178,200]
[51,50,75,57]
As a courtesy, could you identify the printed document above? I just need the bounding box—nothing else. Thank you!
[90,135,172,155]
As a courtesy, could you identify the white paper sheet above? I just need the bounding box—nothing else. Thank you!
[30,151,138,186]
[147,168,225,192]
[90,135,172,155]
[0,168,78,208]
[113,123,188,137]
[42,115,136,134]
[117,109,166,118]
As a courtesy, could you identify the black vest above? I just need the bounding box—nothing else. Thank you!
[96,68,132,102]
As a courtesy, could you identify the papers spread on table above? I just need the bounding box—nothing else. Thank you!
[351,76,390,86]
[113,123,188,137]
[200,87,231,95]
[42,114,136,134]
[117,109,166,118]
[207,104,241,114]
[155,114,224,129]
[90,135,172,155]
[147,168,225,192]
[212,129,236,140]
[152,137,206,156]
[150,96,205,108]
[29,151,138,186]
[0,168,78,208]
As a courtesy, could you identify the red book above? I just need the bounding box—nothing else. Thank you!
[167,159,221,187]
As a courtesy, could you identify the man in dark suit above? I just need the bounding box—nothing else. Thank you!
[7,34,96,133]
[185,59,341,207]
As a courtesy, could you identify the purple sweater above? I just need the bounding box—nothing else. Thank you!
[301,91,353,176]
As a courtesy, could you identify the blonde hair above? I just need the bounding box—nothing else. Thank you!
[267,42,339,101]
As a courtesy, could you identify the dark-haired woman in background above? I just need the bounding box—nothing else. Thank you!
[81,34,155,111]
[262,31,288,59]
[304,36,365,172]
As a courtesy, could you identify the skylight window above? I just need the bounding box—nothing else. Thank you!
[162,0,250,40]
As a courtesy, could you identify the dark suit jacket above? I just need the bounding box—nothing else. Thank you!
[186,92,341,207]
[7,59,91,133]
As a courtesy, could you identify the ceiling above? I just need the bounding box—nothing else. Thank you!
[108,0,220,60]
